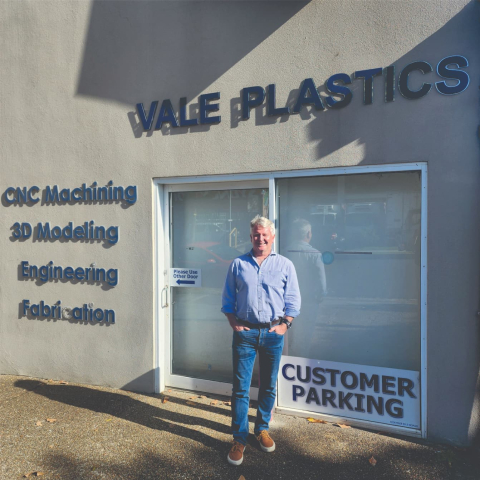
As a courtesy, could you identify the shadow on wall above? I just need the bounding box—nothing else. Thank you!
[76,0,309,108]
[303,1,480,164]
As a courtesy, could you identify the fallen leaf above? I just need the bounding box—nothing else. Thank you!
[189,396,196,400]
[223,401,232,406]
[210,400,218,406]
[167,389,171,392]
[35,421,43,427]
[59,381,68,385]
[46,418,56,423]
[186,401,196,406]
[105,419,113,422]
[162,397,169,404]
[369,456,377,466]
[49,445,54,449]
[199,395,207,399]
[238,476,246,480]
[336,424,351,428]
[307,418,327,424]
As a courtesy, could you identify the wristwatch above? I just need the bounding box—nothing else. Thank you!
[280,318,292,329]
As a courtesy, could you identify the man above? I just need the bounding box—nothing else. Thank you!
[284,218,326,358]
[221,215,301,466]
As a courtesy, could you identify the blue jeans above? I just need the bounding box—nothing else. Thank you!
[231,328,284,445]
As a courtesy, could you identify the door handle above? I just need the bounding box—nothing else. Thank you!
[161,285,169,308]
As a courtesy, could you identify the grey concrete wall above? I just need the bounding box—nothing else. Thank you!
[1,0,479,445]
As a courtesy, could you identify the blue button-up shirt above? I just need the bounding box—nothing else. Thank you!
[221,250,301,324]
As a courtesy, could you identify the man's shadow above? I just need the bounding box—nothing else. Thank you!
[14,379,254,450]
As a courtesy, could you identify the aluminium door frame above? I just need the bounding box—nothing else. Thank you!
[154,179,269,399]
[153,162,427,439]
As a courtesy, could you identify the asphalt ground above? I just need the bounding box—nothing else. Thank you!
[1,375,479,480]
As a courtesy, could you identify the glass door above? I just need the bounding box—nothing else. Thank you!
[166,183,268,394]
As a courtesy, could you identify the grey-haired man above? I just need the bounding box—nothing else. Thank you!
[221,215,301,465]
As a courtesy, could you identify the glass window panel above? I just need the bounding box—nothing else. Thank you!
[277,172,421,371]
[171,188,268,383]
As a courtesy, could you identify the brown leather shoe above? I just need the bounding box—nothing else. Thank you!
[256,430,275,452]
[227,441,245,466]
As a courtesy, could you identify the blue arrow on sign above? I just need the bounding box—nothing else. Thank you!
[177,279,195,285]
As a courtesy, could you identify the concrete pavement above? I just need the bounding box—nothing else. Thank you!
[0,375,478,479]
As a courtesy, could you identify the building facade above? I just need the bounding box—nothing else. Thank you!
[1,0,479,446]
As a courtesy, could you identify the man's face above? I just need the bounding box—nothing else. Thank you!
[250,225,275,256]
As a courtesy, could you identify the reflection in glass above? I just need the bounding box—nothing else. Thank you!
[171,189,268,383]
[278,172,421,371]
[285,219,327,358]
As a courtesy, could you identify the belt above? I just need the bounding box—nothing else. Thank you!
[236,318,281,329]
